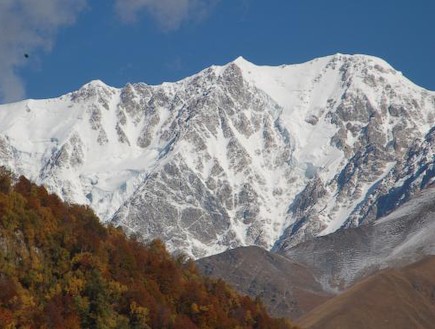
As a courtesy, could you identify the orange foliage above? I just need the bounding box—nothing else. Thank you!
[0,170,299,329]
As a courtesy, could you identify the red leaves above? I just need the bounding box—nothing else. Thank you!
[0,170,298,329]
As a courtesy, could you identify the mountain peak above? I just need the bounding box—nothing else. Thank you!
[71,79,118,103]
[327,53,396,72]
[227,56,258,74]
[81,79,111,89]
[232,55,252,65]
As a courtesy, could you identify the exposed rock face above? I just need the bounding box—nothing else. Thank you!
[0,54,434,258]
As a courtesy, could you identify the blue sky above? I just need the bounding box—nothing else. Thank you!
[1,0,434,103]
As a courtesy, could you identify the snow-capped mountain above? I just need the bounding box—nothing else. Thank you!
[0,54,434,258]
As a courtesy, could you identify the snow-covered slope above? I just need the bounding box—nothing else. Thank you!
[0,54,434,258]
[281,186,435,291]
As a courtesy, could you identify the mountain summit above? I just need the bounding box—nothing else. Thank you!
[0,54,434,258]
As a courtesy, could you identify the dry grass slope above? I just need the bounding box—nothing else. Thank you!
[298,256,435,329]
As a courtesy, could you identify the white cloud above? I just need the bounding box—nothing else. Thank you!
[0,0,219,103]
[115,0,219,31]
[0,0,87,103]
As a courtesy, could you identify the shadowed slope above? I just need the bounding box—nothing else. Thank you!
[197,246,331,319]
[281,186,435,291]
[197,187,435,323]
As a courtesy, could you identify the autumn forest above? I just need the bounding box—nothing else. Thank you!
[0,169,298,329]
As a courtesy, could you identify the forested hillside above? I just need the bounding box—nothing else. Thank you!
[0,169,297,329]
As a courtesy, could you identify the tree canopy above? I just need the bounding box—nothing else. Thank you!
[0,168,298,329]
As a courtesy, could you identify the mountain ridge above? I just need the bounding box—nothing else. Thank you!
[0,54,434,258]
[196,186,435,321]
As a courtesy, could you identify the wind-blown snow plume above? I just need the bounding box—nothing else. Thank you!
[0,0,87,103]
[115,0,219,30]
